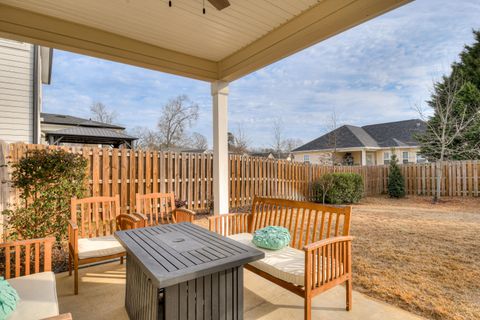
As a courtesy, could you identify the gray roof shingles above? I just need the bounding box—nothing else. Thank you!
[41,113,125,129]
[293,119,426,152]
[46,127,136,140]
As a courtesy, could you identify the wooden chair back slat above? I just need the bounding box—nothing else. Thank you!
[136,193,176,226]
[251,197,351,249]
[71,195,120,239]
[0,237,55,280]
[35,242,40,273]
[25,244,30,275]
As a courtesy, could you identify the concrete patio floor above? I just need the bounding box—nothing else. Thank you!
[56,261,424,320]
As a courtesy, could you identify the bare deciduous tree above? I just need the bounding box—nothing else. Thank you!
[187,132,208,150]
[319,110,340,167]
[130,127,161,150]
[327,111,339,168]
[271,119,284,157]
[283,138,303,153]
[158,95,199,148]
[315,174,335,204]
[90,102,117,124]
[228,126,250,154]
[416,76,480,202]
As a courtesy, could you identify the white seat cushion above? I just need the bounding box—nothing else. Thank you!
[7,271,59,320]
[78,235,125,260]
[228,233,305,286]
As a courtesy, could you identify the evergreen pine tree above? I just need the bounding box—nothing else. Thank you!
[388,154,405,198]
[417,30,480,161]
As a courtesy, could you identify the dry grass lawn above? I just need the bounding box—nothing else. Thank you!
[351,196,480,320]
[194,196,480,320]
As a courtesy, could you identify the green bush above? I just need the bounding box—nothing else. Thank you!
[312,172,364,204]
[387,154,406,198]
[3,149,87,242]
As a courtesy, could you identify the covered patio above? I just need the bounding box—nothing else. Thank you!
[0,0,415,319]
[56,261,423,320]
[0,0,411,215]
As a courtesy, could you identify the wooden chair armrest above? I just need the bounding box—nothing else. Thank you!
[173,208,196,223]
[130,212,148,227]
[117,213,141,230]
[68,219,78,252]
[303,236,353,292]
[42,313,73,320]
[68,219,78,231]
[303,236,353,252]
[208,213,252,236]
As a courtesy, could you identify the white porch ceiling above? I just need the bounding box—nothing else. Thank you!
[0,0,412,81]
[0,0,319,61]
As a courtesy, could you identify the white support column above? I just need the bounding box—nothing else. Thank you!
[211,81,229,215]
[361,149,367,166]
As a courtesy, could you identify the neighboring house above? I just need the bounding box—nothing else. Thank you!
[0,38,52,144]
[0,37,136,149]
[41,113,137,148]
[293,119,427,166]
[249,152,293,161]
[249,152,275,160]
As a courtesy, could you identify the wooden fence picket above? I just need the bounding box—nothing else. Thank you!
[5,143,480,213]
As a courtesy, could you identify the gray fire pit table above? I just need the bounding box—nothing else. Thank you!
[115,222,264,320]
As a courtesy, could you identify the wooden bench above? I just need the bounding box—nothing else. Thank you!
[209,196,352,320]
[68,195,143,294]
[135,192,196,226]
[0,237,72,319]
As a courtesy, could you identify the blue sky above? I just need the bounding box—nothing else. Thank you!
[43,0,480,148]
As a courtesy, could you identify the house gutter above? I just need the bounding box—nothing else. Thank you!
[32,44,39,144]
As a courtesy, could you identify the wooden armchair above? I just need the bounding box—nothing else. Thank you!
[68,195,143,294]
[0,237,71,319]
[135,193,196,226]
[209,196,352,320]
[0,237,54,279]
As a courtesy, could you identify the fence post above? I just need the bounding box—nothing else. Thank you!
[0,141,11,239]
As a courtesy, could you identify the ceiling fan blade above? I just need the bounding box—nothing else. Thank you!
[207,0,230,10]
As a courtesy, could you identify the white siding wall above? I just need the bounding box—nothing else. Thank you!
[0,38,34,144]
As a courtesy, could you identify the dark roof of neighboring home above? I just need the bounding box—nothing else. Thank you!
[45,127,136,140]
[249,152,273,158]
[249,152,292,159]
[162,147,207,153]
[273,152,293,159]
[293,119,426,152]
[41,112,125,129]
[362,119,426,147]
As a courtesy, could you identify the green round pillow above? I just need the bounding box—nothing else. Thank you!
[0,277,20,319]
[252,226,291,250]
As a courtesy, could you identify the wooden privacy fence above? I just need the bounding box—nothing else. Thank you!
[3,143,480,213]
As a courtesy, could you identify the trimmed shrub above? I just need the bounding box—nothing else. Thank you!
[312,172,364,204]
[3,149,87,242]
[387,154,406,198]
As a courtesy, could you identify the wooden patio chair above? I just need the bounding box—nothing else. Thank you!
[134,193,196,227]
[0,237,72,319]
[68,195,143,294]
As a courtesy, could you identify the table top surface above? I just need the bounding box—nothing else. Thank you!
[114,223,264,288]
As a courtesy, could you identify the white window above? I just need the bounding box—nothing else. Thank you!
[403,151,409,164]
[383,152,390,165]
[303,154,310,163]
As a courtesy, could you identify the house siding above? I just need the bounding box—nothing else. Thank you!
[293,147,422,166]
[0,38,35,144]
